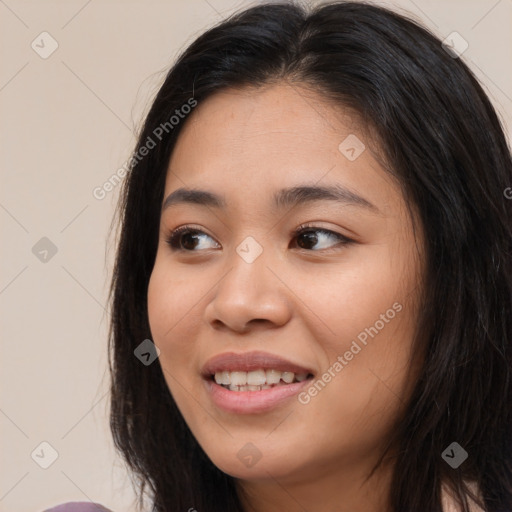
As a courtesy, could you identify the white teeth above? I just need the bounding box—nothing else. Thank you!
[281,371,294,384]
[214,371,231,385]
[231,384,280,392]
[214,368,311,390]
[247,370,266,386]
[230,371,247,386]
[265,369,282,385]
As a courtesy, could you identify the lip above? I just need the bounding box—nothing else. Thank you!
[201,351,315,414]
[201,350,314,376]
[204,378,313,414]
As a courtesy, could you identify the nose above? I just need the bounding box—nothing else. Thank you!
[203,245,292,333]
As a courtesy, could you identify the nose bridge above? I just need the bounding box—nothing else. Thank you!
[223,234,274,301]
[204,235,291,331]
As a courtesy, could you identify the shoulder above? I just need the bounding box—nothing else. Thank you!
[43,503,113,512]
[441,481,485,512]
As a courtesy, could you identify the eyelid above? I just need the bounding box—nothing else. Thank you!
[291,223,354,249]
[294,222,352,240]
[165,223,354,252]
[165,224,219,251]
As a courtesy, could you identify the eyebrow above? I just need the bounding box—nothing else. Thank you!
[162,184,379,213]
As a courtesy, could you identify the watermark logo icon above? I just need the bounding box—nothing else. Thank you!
[442,442,468,469]
[236,236,263,264]
[442,32,468,58]
[134,339,160,366]
[338,134,366,161]
[237,442,263,468]
[31,441,59,469]
[32,237,58,263]
[31,32,59,59]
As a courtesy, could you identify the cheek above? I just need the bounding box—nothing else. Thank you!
[293,242,416,357]
[147,262,207,429]
[147,259,204,370]
[293,240,420,436]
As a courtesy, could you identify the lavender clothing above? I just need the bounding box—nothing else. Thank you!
[44,503,112,512]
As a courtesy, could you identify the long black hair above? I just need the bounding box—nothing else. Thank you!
[108,2,512,511]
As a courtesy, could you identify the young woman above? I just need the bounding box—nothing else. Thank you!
[47,1,512,511]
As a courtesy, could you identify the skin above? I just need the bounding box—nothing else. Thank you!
[147,82,425,512]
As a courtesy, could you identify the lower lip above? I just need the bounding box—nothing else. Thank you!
[204,378,312,414]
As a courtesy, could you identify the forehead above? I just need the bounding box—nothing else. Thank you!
[172,83,362,158]
[164,83,398,214]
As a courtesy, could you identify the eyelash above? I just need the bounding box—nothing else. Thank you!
[165,223,354,253]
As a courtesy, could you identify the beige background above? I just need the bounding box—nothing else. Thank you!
[1,0,510,511]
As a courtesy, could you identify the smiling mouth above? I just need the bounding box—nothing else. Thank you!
[211,369,314,392]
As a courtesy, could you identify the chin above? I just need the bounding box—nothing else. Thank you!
[213,456,294,481]
[202,439,305,482]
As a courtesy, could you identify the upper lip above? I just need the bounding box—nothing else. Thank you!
[201,350,314,377]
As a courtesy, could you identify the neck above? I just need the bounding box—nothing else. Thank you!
[236,453,395,512]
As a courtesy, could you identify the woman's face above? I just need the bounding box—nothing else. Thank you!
[147,83,423,495]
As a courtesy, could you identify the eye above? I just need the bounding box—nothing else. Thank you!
[165,225,220,251]
[165,223,353,252]
[291,224,353,251]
